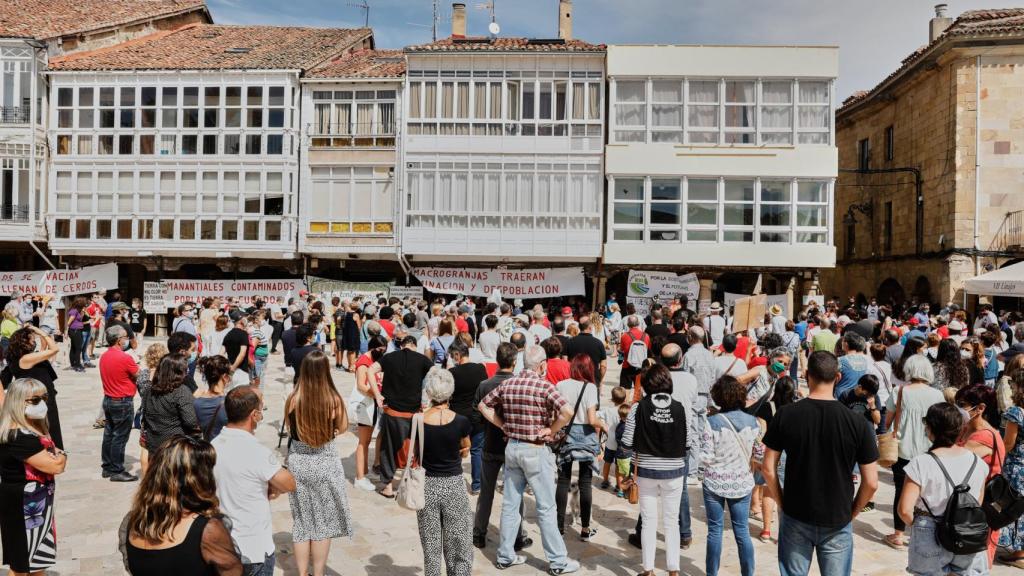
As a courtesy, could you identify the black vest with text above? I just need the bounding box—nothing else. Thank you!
[633,392,687,459]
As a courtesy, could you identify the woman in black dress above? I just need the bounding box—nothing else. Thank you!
[341,302,362,372]
[120,435,240,575]
[141,354,201,453]
[5,326,64,449]
[0,377,68,575]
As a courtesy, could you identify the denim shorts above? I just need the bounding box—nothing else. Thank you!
[604,447,617,464]
[907,515,988,576]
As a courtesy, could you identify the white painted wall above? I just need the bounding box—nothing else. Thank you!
[607,45,839,79]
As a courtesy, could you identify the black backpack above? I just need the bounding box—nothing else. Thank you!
[922,452,989,555]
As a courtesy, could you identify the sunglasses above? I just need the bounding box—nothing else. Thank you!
[26,394,49,405]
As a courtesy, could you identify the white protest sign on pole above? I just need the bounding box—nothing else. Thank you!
[389,286,424,301]
[625,270,699,317]
[161,279,305,307]
[0,263,118,297]
[143,282,169,313]
[724,292,790,319]
[411,267,585,298]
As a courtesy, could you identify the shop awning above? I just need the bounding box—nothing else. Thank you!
[964,262,1024,296]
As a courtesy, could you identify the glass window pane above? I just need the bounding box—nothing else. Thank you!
[725,105,755,128]
[799,132,829,144]
[652,105,682,127]
[723,180,754,202]
[799,81,829,103]
[688,105,717,128]
[798,181,827,203]
[688,81,718,103]
[725,81,754,102]
[688,179,717,201]
[614,203,643,225]
[614,178,644,201]
[615,104,644,126]
[760,204,791,227]
[762,81,792,103]
[141,87,157,106]
[617,81,645,103]
[797,231,826,243]
[797,206,825,227]
[226,87,241,106]
[650,203,679,225]
[614,229,643,241]
[651,179,680,200]
[120,87,135,106]
[724,230,753,242]
[723,204,753,226]
[761,180,790,202]
[161,87,177,106]
[762,106,792,129]
[688,230,716,241]
[799,106,829,129]
[761,231,790,243]
[652,81,681,102]
[78,87,94,107]
[687,203,717,225]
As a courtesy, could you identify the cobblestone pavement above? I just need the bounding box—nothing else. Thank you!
[36,342,1017,575]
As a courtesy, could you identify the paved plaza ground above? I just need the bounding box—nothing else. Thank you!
[37,341,1017,575]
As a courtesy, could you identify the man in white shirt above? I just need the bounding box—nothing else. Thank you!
[713,333,748,379]
[478,315,501,361]
[769,304,787,335]
[213,386,295,575]
[528,309,552,344]
[703,302,726,347]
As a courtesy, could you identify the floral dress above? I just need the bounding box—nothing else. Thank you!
[1000,406,1024,551]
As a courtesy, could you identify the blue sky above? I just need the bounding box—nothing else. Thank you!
[208,0,977,100]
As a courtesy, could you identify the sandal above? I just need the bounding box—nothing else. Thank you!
[883,534,906,549]
[376,487,395,499]
[998,557,1024,569]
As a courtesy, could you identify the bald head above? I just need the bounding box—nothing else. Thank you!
[687,325,706,345]
[661,343,683,368]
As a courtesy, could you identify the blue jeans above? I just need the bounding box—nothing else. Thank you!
[778,513,853,576]
[101,396,134,475]
[498,440,569,570]
[242,552,275,576]
[81,329,92,363]
[703,488,754,576]
[907,515,987,576]
[470,430,484,492]
[635,458,692,539]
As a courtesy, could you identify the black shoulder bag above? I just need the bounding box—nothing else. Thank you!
[982,429,1024,530]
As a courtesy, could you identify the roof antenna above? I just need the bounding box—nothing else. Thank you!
[347,0,370,27]
[477,1,500,36]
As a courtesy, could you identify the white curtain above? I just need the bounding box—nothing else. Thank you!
[452,173,468,211]
[503,173,517,212]
[725,81,754,103]
[762,106,792,129]
[333,104,351,135]
[798,106,829,129]
[762,81,792,104]
[652,104,682,127]
[572,83,585,120]
[409,83,421,118]
[517,174,533,213]
[441,83,454,119]
[457,83,469,118]
[799,81,829,103]
[424,83,437,118]
[314,104,330,133]
[474,83,487,119]
[489,84,501,119]
[617,81,645,103]
[552,175,567,213]
[688,105,718,128]
[506,82,520,120]
[688,81,718,103]
[471,174,485,211]
[588,83,600,120]
[377,103,394,134]
[356,103,373,135]
[486,174,500,211]
[438,173,452,212]
[652,81,681,102]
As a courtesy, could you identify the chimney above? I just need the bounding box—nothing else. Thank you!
[558,0,572,40]
[929,4,952,42]
[452,3,467,38]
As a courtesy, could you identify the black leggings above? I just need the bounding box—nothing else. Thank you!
[556,460,593,533]
[891,457,910,532]
[68,328,86,369]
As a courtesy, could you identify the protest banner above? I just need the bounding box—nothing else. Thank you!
[625,270,699,317]
[161,279,305,307]
[0,263,118,297]
[389,286,424,301]
[305,277,391,301]
[143,281,169,313]
[411,267,585,298]
[724,292,790,319]
[732,294,767,333]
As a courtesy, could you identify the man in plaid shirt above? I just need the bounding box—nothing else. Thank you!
[478,345,578,574]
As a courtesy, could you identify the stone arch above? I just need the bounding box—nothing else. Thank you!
[877,277,905,308]
[912,275,933,306]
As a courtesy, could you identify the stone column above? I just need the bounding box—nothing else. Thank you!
[697,273,718,315]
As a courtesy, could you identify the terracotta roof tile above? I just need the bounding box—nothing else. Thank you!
[48,24,372,71]
[406,36,605,53]
[306,49,405,79]
[0,0,207,40]
[841,8,1024,113]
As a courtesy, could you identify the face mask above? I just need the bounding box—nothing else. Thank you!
[122,340,131,351]
[25,402,47,420]
[189,351,198,363]
[770,361,786,375]
[961,350,973,360]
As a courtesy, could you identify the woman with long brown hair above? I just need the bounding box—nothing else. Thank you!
[285,350,351,576]
[119,435,241,575]
[136,343,168,476]
[961,336,987,386]
[5,326,63,449]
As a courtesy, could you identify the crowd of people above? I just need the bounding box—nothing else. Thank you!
[3,286,1024,575]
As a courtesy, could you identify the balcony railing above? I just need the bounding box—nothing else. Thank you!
[308,122,396,148]
[0,205,31,222]
[993,210,1024,251]
[0,106,30,124]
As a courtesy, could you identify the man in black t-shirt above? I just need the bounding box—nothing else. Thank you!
[107,302,137,350]
[762,351,878,576]
[288,324,317,384]
[127,298,147,339]
[644,309,671,341]
[666,315,690,355]
[223,310,251,377]
[369,336,433,496]
[565,316,608,383]
[471,342,531,551]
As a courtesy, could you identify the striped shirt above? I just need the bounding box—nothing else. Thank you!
[481,369,568,442]
[621,401,687,479]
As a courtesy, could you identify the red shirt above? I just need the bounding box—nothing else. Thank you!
[545,358,571,385]
[379,319,395,339]
[619,328,650,356]
[937,325,950,339]
[456,317,470,334]
[100,347,138,398]
[484,362,499,378]
[750,356,768,368]
[734,336,751,360]
[86,302,103,327]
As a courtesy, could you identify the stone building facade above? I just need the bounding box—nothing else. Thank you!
[822,7,1024,309]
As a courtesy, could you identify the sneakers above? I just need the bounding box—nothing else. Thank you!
[580,528,597,542]
[109,472,139,482]
[496,556,527,570]
[354,477,376,492]
[861,501,876,513]
[548,560,580,575]
[600,479,611,490]
[680,536,692,549]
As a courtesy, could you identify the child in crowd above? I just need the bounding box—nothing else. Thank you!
[598,387,628,489]
[614,402,634,498]
[840,374,882,429]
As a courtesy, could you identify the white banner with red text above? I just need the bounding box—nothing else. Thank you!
[0,263,119,297]
[411,267,585,298]
[159,279,306,308]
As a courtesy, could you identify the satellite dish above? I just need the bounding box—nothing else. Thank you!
[489,21,500,35]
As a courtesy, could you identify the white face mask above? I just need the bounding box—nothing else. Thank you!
[25,401,48,420]
[961,350,973,360]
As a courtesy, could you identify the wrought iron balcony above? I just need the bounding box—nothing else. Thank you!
[0,106,30,124]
